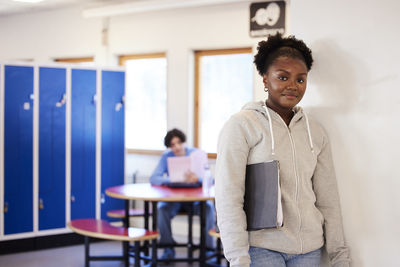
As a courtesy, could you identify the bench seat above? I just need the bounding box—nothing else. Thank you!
[208,228,221,239]
[68,219,158,267]
[68,218,158,242]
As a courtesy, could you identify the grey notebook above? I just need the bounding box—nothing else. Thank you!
[244,160,283,231]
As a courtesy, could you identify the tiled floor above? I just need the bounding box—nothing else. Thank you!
[0,235,224,267]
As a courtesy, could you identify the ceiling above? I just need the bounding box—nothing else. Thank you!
[0,0,251,18]
[0,0,134,16]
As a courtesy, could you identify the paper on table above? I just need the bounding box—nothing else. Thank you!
[167,150,207,182]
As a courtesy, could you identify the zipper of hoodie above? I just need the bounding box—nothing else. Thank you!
[275,115,304,253]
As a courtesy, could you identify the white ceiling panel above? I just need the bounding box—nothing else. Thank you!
[0,0,135,16]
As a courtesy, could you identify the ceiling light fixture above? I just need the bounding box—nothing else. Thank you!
[83,0,249,18]
[13,0,45,3]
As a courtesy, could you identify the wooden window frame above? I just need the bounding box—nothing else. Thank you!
[126,149,163,156]
[119,53,166,156]
[55,57,94,63]
[119,53,166,66]
[194,48,253,159]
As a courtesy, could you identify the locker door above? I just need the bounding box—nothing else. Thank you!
[38,67,66,230]
[101,71,125,220]
[4,65,34,235]
[70,69,96,220]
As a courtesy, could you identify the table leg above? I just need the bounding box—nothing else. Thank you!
[134,241,140,267]
[217,237,222,264]
[152,201,158,265]
[124,200,130,227]
[151,201,158,231]
[200,201,206,267]
[144,201,150,257]
[188,203,193,262]
[151,235,158,267]
[144,201,150,229]
[124,241,130,267]
[84,236,89,267]
[123,200,130,266]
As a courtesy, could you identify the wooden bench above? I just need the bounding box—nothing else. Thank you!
[68,219,159,267]
[207,229,230,267]
[109,205,197,263]
[208,228,221,239]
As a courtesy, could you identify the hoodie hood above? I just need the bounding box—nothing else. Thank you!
[241,101,314,155]
[242,100,303,121]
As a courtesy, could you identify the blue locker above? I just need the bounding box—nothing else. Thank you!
[71,69,96,220]
[38,67,66,230]
[101,71,125,220]
[4,65,34,235]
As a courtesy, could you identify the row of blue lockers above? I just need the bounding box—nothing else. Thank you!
[1,64,125,236]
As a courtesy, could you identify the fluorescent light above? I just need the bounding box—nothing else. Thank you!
[13,0,44,3]
[83,0,250,18]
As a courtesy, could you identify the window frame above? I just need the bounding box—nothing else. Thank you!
[194,48,253,159]
[119,53,167,156]
[55,57,94,63]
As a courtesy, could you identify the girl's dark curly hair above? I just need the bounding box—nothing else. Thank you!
[164,128,186,148]
[254,33,313,76]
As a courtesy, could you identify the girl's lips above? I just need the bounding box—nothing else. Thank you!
[283,94,297,99]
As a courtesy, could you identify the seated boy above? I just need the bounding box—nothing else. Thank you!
[150,128,215,261]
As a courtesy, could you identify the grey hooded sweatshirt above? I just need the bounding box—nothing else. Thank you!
[215,101,350,267]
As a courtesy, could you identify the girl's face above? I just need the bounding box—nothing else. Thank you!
[263,56,308,111]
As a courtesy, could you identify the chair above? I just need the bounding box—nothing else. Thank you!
[206,228,230,267]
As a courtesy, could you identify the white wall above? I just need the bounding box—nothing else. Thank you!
[0,8,101,62]
[290,1,400,266]
[1,1,400,266]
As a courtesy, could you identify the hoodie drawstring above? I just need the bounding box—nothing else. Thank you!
[263,106,275,155]
[263,105,315,155]
[303,112,315,154]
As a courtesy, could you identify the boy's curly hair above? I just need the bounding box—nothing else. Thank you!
[254,33,313,76]
[164,128,186,148]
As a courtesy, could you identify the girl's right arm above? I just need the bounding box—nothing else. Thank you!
[215,116,251,267]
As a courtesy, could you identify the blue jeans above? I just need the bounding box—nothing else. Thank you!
[249,247,322,267]
[157,201,215,249]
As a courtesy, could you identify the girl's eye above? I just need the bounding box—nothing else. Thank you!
[297,78,305,83]
[278,76,288,81]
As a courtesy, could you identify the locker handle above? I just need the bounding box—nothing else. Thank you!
[23,94,35,110]
[115,103,122,112]
[56,93,66,107]
[92,94,97,105]
[4,202,8,213]
[39,198,44,210]
[101,194,105,204]
[71,195,75,202]
[115,95,125,112]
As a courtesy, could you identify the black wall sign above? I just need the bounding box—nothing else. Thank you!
[250,1,286,37]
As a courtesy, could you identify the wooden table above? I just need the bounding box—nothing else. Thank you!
[106,183,215,266]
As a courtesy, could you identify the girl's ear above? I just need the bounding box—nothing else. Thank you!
[262,74,269,87]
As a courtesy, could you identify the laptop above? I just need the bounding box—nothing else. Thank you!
[166,181,202,188]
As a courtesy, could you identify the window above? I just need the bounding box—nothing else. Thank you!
[120,53,167,153]
[195,48,253,156]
